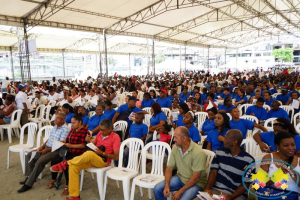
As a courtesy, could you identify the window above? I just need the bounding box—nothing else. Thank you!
[263,52,271,56]
[255,53,261,57]
[266,60,269,63]
[253,59,256,63]
[241,53,252,57]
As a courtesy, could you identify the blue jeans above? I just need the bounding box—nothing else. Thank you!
[154,175,203,200]
[1,88,8,93]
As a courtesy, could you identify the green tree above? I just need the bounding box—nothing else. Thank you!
[272,48,294,67]
[108,56,118,67]
[155,53,166,64]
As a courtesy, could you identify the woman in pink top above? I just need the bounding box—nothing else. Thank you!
[70,89,79,100]
[0,95,15,125]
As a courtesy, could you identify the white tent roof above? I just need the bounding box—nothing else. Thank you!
[0,0,300,53]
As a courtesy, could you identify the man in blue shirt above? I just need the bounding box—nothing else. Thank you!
[230,107,267,139]
[179,86,190,103]
[87,105,108,136]
[201,88,208,105]
[267,101,290,121]
[263,91,275,107]
[156,89,172,108]
[246,97,267,121]
[112,96,148,128]
[104,101,116,121]
[204,129,255,200]
[276,88,289,104]
[219,88,232,100]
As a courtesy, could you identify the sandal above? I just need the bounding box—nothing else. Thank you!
[45,180,56,189]
[61,186,69,196]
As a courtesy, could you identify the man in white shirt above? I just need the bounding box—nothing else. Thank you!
[50,77,59,86]
[15,84,30,126]
[31,91,47,115]
[1,77,10,93]
[46,89,59,115]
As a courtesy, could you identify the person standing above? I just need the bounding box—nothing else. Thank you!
[15,84,30,127]
[1,77,10,93]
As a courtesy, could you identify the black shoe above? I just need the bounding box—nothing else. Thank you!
[19,177,28,185]
[17,184,32,193]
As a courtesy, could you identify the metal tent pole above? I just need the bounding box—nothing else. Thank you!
[152,36,155,80]
[62,50,65,78]
[180,45,182,75]
[103,29,108,81]
[225,48,227,73]
[184,42,187,72]
[147,39,150,75]
[9,46,15,81]
[208,46,210,74]
[129,53,131,76]
[98,34,103,81]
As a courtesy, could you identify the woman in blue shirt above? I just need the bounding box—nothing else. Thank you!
[149,90,157,101]
[170,103,190,129]
[234,89,248,106]
[253,117,300,155]
[201,107,217,136]
[141,92,155,108]
[207,112,231,151]
[287,91,300,113]
[62,103,75,124]
[183,111,200,143]
[218,96,235,113]
[146,103,167,143]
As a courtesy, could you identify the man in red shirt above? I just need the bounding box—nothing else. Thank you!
[63,119,121,200]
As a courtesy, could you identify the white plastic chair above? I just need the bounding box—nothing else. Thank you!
[7,123,38,174]
[88,111,96,118]
[29,105,52,129]
[226,113,232,120]
[142,107,152,114]
[239,104,252,116]
[263,104,271,111]
[143,114,152,127]
[36,125,53,147]
[240,115,258,139]
[113,121,128,141]
[80,161,115,200]
[49,100,57,107]
[294,113,300,130]
[280,105,294,123]
[130,141,171,200]
[202,149,215,178]
[0,109,23,143]
[264,117,277,128]
[161,108,171,117]
[50,114,56,123]
[177,86,181,94]
[272,93,281,99]
[103,138,144,200]
[29,105,45,121]
[241,139,262,157]
[195,112,208,127]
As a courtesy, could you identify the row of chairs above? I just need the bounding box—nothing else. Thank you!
[79,138,215,200]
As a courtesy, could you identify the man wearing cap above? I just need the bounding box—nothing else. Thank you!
[15,84,30,126]
[112,96,148,140]
[156,89,172,108]
[276,88,289,105]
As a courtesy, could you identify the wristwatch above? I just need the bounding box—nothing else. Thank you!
[103,152,105,156]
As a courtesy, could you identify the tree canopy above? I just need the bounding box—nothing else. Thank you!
[272,48,294,66]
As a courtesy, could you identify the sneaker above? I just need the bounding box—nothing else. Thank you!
[50,162,63,173]
[66,196,80,200]
[17,184,32,193]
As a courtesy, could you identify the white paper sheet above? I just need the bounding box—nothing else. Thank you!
[206,101,214,110]
[52,140,65,152]
[129,112,136,121]
[292,99,300,109]
[89,99,98,107]
[171,112,179,121]
[86,143,98,151]
[197,192,220,200]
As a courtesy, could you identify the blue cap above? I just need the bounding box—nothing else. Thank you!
[17,84,27,90]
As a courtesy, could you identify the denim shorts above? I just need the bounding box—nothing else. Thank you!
[3,117,10,124]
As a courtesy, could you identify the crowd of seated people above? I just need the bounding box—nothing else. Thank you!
[1,67,300,200]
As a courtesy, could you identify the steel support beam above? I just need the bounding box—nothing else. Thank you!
[147,39,150,75]
[184,42,187,72]
[152,36,155,80]
[62,50,65,78]
[103,29,108,81]
[208,47,210,73]
[179,45,182,75]
[98,34,103,81]
[9,46,14,81]
[129,53,131,76]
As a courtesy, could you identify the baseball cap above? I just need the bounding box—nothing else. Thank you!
[17,84,27,90]
[128,96,138,101]
[159,89,167,94]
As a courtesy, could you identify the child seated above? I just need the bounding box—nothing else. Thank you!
[156,124,172,144]
[171,99,179,112]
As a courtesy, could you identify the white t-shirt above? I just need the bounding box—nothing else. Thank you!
[15,91,27,109]
[47,93,59,101]
[1,79,10,88]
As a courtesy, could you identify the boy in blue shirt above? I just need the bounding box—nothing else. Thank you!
[156,89,172,108]
[276,88,289,104]
[124,113,148,167]
[246,97,267,122]
[104,101,116,121]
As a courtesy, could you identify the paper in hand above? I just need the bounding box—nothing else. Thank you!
[206,101,214,110]
[52,140,65,152]
[86,143,98,151]
[172,112,179,121]
[292,99,300,109]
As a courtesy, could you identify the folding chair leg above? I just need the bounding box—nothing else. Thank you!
[148,188,152,199]
[130,182,136,200]
[7,150,10,169]
[123,179,130,200]
[80,170,84,191]
[96,172,105,200]
[7,128,12,143]
[139,186,143,197]
[20,151,25,174]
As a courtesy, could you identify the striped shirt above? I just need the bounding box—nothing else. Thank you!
[211,147,255,199]
[46,124,69,147]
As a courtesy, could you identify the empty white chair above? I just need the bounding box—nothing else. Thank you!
[240,115,258,138]
[0,109,23,143]
[241,139,262,157]
[7,123,38,174]
[195,112,208,127]
[143,114,152,127]
[264,117,277,128]
[280,105,294,123]
[142,107,152,114]
[130,141,171,200]
[103,138,144,200]
[202,149,215,178]
[29,105,45,121]
[294,113,300,130]
[239,104,252,116]
[113,121,128,141]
